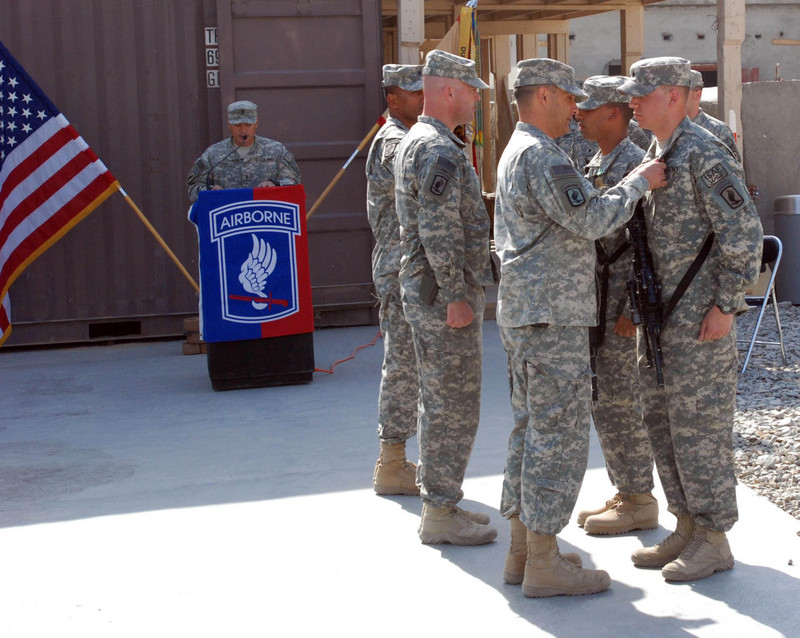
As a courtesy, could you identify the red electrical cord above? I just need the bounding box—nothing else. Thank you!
[314,330,382,374]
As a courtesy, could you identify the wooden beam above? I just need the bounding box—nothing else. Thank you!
[478,19,569,35]
[773,39,800,45]
[382,1,635,15]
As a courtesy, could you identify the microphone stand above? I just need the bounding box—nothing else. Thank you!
[205,134,249,190]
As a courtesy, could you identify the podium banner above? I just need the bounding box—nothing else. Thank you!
[189,186,313,342]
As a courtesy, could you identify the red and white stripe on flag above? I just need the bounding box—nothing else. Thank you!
[1,40,118,346]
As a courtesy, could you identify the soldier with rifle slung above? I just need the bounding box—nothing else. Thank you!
[571,76,660,537]
[618,57,762,583]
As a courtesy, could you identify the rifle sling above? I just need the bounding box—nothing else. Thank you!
[660,232,715,327]
[595,241,632,348]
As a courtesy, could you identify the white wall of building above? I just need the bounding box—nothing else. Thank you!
[568,0,800,81]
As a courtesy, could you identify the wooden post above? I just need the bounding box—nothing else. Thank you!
[620,5,644,76]
[717,0,745,158]
[547,33,569,64]
[398,0,424,64]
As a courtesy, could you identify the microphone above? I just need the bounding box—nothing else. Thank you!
[205,135,249,189]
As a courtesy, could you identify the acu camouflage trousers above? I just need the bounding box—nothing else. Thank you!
[593,329,655,494]
[376,277,419,444]
[638,324,739,531]
[402,279,485,507]
[500,324,592,535]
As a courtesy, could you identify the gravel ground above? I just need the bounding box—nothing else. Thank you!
[735,301,800,521]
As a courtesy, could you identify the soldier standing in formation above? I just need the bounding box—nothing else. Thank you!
[186,100,301,203]
[686,70,740,162]
[618,57,762,582]
[493,58,666,597]
[394,50,497,546]
[366,64,425,496]
[572,76,660,536]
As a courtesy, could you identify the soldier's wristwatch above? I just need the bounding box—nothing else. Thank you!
[717,305,737,315]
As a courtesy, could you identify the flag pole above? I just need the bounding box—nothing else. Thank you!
[114,183,200,293]
[306,111,387,221]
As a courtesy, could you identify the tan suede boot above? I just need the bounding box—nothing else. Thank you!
[503,516,582,585]
[418,503,497,545]
[583,492,659,535]
[661,525,734,582]
[631,514,695,568]
[455,506,490,526]
[576,493,622,527]
[373,441,419,496]
[521,531,610,598]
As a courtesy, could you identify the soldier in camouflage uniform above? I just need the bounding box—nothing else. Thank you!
[687,70,740,162]
[555,116,598,172]
[186,100,301,203]
[394,50,496,546]
[494,59,666,597]
[366,65,425,496]
[628,119,653,151]
[572,76,659,535]
[618,57,762,582]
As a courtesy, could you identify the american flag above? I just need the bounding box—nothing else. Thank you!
[0,40,118,346]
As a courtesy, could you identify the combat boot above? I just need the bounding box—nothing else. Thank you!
[521,531,610,598]
[631,514,695,568]
[455,505,490,526]
[576,493,622,527]
[661,525,734,582]
[418,503,497,545]
[503,516,582,585]
[583,492,659,535]
[373,441,419,496]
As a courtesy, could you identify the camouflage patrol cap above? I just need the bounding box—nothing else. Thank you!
[423,49,490,89]
[382,64,424,91]
[227,100,258,124]
[690,70,704,89]
[618,57,693,96]
[577,75,631,110]
[513,58,587,102]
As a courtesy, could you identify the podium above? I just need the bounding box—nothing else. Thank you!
[189,186,314,390]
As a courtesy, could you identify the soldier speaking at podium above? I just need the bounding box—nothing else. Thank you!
[186,100,301,203]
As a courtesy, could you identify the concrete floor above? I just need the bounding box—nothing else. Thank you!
[1,323,799,637]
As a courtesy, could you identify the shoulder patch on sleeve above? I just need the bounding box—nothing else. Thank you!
[701,162,729,189]
[715,180,747,210]
[563,184,587,207]
[551,164,578,178]
[435,155,457,174]
[382,139,400,162]
[429,174,450,196]
[548,163,588,208]
[421,154,458,198]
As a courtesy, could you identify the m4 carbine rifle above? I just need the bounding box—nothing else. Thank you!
[627,199,665,388]
[626,193,716,390]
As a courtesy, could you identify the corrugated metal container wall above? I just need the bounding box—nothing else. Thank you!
[216,0,383,327]
[0,0,219,346]
[0,0,383,347]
